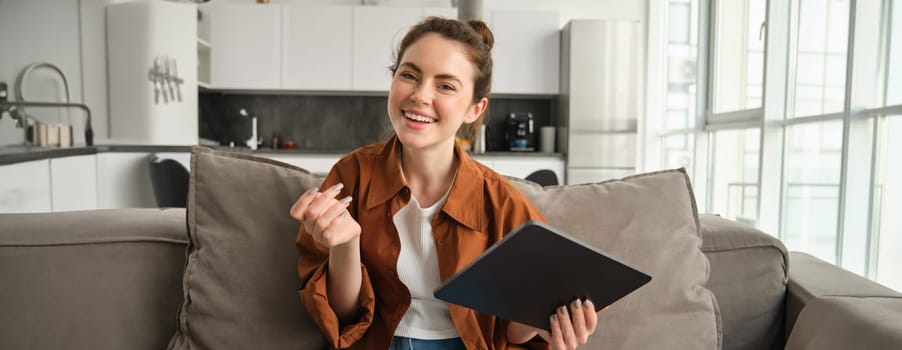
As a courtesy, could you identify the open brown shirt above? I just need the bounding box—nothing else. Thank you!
[297,136,549,350]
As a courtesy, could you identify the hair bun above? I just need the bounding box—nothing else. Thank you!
[467,20,494,51]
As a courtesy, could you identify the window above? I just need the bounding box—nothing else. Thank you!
[667,0,700,131]
[887,0,902,106]
[708,128,760,225]
[790,0,851,118]
[662,134,696,170]
[782,121,843,263]
[873,115,902,291]
[649,0,902,291]
[711,0,767,114]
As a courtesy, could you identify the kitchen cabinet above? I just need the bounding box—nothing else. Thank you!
[560,20,643,184]
[490,156,564,182]
[50,155,98,211]
[96,153,157,209]
[208,3,282,89]
[422,7,458,20]
[490,10,560,95]
[106,1,199,145]
[266,154,343,175]
[352,6,423,91]
[261,153,564,184]
[0,160,52,213]
[282,6,353,90]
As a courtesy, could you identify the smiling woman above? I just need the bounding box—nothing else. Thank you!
[291,16,600,350]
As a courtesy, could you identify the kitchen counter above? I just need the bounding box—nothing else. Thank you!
[0,144,564,166]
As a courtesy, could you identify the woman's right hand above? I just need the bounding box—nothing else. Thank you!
[290,183,361,249]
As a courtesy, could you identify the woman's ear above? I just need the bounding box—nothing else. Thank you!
[465,97,489,124]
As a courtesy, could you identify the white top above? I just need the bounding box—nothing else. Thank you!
[392,189,460,340]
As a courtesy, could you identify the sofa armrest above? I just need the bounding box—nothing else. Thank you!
[785,252,902,349]
[0,209,189,350]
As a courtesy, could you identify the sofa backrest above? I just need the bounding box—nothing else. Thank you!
[700,214,789,350]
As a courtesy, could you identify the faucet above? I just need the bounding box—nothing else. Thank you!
[239,108,260,151]
[0,63,94,146]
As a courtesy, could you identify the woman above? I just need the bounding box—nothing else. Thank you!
[292,17,598,350]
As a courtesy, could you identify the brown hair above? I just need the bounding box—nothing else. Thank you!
[389,16,495,143]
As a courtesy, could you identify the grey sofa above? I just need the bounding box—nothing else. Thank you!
[1,208,901,349]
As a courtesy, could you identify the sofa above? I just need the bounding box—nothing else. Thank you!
[2,148,901,350]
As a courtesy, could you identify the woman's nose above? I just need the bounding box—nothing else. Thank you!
[409,84,432,105]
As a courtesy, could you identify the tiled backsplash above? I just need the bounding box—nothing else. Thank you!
[199,93,554,152]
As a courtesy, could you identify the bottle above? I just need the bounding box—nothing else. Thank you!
[271,133,279,149]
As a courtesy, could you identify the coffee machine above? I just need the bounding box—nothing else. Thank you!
[506,112,535,151]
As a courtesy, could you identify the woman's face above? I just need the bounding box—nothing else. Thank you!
[387,33,488,152]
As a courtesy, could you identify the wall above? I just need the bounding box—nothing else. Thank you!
[0,0,125,146]
[0,0,83,146]
[0,0,645,146]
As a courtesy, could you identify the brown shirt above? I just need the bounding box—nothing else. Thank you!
[297,136,549,350]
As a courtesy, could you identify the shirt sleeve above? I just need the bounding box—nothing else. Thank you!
[296,159,376,348]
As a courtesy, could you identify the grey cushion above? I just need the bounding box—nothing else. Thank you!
[510,169,722,350]
[700,214,789,350]
[0,208,188,350]
[785,296,902,350]
[168,147,327,350]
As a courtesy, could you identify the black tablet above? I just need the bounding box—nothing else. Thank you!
[433,221,652,331]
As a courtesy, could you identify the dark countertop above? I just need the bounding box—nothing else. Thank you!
[0,144,564,166]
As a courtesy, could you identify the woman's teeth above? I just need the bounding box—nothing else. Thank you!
[404,112,434,123]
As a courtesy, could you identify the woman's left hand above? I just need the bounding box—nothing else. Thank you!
[536,299,599,350]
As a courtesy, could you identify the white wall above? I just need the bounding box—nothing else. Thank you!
[0,0,83,146]
[0,0,646,146]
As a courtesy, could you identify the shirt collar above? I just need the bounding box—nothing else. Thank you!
[365,136,485,231]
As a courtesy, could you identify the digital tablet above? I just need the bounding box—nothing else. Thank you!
[433,221,652,331]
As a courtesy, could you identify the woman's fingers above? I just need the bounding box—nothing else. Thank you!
[315,197,353,246]
[305,183,344,220]
[569,299,589,344]
[289,188,318,221]
[549,314,567,349]
[584,299,598,332]
[557,306,578,349]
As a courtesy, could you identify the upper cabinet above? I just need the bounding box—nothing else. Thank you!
[202,4,556,95]
[283,6,353,90]
[491,10,560,95]
[351,7,423,91]
[208,3,281,89]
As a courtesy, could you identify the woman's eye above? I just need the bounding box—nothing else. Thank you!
[400,72,417,81]
[439,83,456,91]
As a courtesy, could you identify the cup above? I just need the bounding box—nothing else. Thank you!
[540,126,556,153]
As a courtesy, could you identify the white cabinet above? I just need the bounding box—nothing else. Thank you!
[0,160,52,213]
[560,20,643,185]
[422,7,457,19]
[49,155,98,211]
[490,10,560,95]
[473,156,565,184]
[209,3,281,89]
[283,6,353,90]
[96,153,156,209]
[265,154,342,175]
[352,6,422,91]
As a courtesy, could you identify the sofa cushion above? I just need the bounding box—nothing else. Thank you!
[0,208,188,350]
[509,169,722,350]
[168,147,327,350]
[700,214,789,350]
